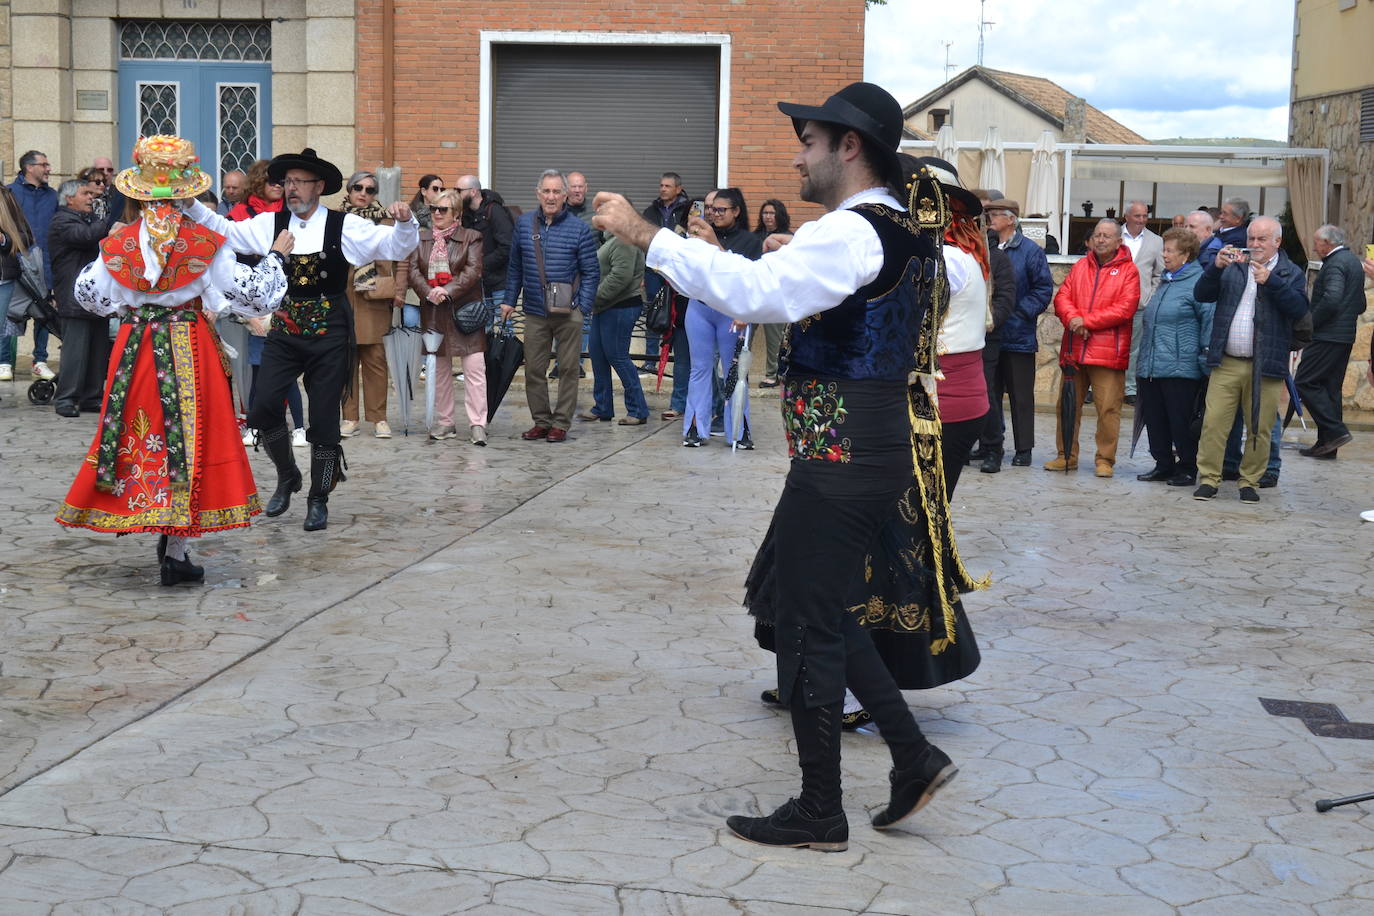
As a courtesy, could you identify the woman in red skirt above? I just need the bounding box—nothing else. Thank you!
[56,135,292,585]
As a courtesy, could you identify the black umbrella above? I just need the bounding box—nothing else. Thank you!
[1188,377,1209,444]
[1059,364,1078,471]
[1282,371,1306,431]
[485,318,524,423]
[1129,382,1148,459]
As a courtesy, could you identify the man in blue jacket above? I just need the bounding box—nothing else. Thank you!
[501,169,600,443]
[6,150,58,380]
[979,198,1053,467]
[1193,216,1309,503]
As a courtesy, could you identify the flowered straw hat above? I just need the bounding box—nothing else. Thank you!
[114,135,213,201]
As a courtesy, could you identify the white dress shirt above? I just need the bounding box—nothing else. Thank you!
[646,187,969,324]
[186,200,419,264]
[1122,226,1145,260]
[1224,252,1280,358]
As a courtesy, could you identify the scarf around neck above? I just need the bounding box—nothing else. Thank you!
[430,223,459,267]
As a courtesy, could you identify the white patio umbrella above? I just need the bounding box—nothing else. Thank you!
[977,126,1006,194]
[934,124,958,165]
[1025,129,1061,227]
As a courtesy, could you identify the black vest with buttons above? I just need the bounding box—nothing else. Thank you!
[275,207,349,300]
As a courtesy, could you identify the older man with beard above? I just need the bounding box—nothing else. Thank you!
[185,148,419,531]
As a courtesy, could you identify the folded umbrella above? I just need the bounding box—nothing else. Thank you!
[215,316,252,416]
[422,328,444,431]
[382,324,424,435]
[1129,382,1147,459]
[485,317,524,423]
[724,324,752,451]
[1282,371,1307,430]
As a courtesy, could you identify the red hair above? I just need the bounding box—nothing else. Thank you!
[945,207,990,280]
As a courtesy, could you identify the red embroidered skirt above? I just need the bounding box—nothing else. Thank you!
[56,313,261,536]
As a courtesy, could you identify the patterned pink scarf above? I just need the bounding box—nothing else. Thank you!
[430,223,459,269]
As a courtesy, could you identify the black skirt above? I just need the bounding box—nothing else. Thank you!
[745,377,984,694]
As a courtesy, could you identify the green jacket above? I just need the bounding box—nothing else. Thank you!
[594,235,645,313]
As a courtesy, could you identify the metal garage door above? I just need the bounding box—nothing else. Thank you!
[491,44,719,211]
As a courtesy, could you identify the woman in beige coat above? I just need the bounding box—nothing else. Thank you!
[399,189,486,443]
[341,171,399,438]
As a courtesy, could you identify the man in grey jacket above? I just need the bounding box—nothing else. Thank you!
[1295,224,1368,458]
[1121,199,1165,400]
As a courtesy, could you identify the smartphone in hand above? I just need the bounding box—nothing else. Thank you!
[690,200,706,220]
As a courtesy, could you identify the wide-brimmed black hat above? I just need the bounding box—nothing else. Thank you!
[267,148,343,196]
[778,82,903,183]
[915,156,982,216]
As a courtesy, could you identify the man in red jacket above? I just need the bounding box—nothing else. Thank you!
[1047,218,1141,476]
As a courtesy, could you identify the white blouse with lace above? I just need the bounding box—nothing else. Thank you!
[73,228,288,319]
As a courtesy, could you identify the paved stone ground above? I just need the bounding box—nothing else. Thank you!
[2,372,1374,914]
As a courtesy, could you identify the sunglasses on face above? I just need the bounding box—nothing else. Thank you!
[431,206,452,214]
[429,184,444,192]
[350,184,378,194]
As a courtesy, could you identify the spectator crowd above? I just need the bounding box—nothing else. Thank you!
[2,146,1371,518]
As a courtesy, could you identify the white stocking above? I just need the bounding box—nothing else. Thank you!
[164,536,190,561]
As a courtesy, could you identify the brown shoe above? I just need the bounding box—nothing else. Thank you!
[1043,457,1078,471]
[1095,461,1113,478]
[521,425,550,440]
[618,416,647,425]
[546,428,568,443]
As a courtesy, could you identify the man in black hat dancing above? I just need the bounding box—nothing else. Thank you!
[185,149,419,531]
[595,83,974,851]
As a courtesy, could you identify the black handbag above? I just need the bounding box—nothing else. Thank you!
[643,285,672,334]
[453,297,489,335]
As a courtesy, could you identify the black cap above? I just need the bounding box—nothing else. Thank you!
[778,82,903,183]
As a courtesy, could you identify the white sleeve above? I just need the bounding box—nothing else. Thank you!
[186,200,273,256]
[644,210,884,323]
[73,259,123,317]
[340,212,420,264]
[208,247,288,317]
[943,244,971,297]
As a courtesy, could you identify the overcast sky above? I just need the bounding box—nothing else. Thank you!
[864,0,1293,141]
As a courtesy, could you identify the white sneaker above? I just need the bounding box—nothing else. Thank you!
[31,361,55,380]
[1361,510,1374,523]
[291,428,307,448]
[374,420,392,439]
[0,363,12,381]
[339,420,360,438]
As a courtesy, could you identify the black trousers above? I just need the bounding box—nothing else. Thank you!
[981,349,1037,453]
[1294,340,1352,444]
[55,316,112,412]
[247,314,349,446]
[1137,376,1202,474]
[942,412,989,496]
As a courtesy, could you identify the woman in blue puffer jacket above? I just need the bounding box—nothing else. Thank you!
[1135,227,1215,487]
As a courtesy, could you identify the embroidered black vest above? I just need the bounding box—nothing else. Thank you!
[275,207,349,300]
[780,204,941,382]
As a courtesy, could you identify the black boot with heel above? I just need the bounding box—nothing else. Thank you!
[260,424,302,517]
[303,443,346,532]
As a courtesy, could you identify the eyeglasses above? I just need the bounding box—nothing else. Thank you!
[706,206,733,215]
[428,184,444,192]
[431,206,451,214]
[87,177,107,185]
[281,177,321,188]
[350,184,378,194]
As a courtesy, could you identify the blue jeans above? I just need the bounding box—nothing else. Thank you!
[684,299,747,440]
[403,303,421,329]
[1224,408,1281,476]
[589,304,649,420]
[31,320,49,363]
[0,280,15,364]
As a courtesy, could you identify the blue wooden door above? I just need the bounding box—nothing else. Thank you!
[118,60,272,194]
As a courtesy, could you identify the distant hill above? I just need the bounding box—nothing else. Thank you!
[1149,137,1288,148]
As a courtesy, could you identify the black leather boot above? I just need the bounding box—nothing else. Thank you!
[303,443,346,532]
[726,697,848,851]
[260,425,302,517]
[158,541,204,586]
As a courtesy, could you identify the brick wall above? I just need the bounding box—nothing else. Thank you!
[353,0,865,224]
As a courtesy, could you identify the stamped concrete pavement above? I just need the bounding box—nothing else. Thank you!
[2,376,1374,914]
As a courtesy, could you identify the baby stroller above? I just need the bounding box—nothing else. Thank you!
[4,274,63,405]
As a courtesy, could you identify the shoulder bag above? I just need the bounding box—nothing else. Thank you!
[531,222,577,316]
[643,284,672,334]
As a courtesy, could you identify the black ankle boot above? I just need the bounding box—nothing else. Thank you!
[260,425,302,517]
[726,798,848,852]
[304,443,346,532]
[159,546,205,586]
[871,743,958,829]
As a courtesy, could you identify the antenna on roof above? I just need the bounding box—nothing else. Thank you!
[977,0,995,67]
[943,41,956,83]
